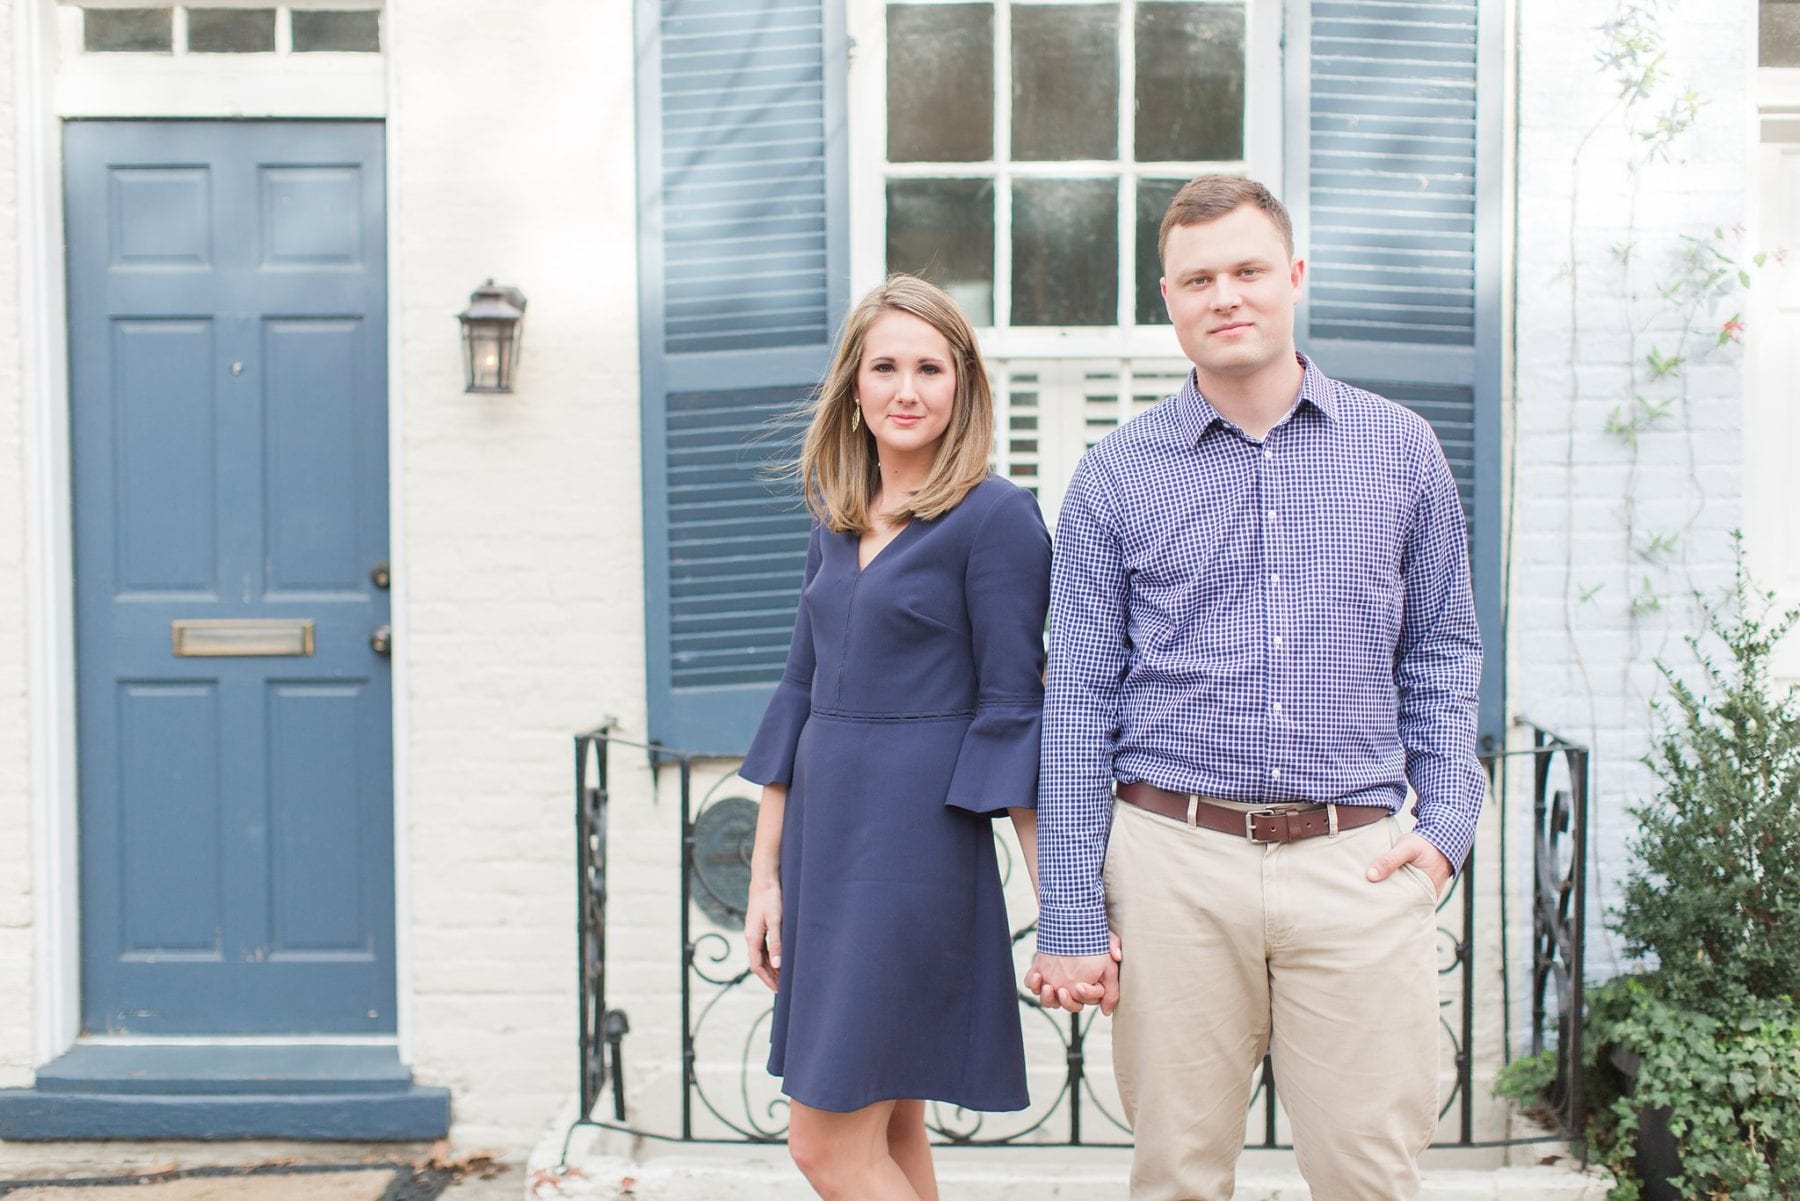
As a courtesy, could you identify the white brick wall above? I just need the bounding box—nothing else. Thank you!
[389,0,647,1148]
[0,0,38,1093]
[1511,0,1754,966]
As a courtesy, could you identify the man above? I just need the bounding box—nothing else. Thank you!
[1028,175,1485,1201]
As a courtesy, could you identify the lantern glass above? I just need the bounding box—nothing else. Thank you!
[463,320,516,392]
[457,280,527,393]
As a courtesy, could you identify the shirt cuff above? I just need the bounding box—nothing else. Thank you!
[1034,903,1111,957]
[1410,821,1473,877]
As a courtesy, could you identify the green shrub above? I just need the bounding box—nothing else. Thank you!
[1585,552,1800,1199]
[1493,1048,1558,1109]
[1585,977,1800,1201]
[1618,558,1800,1003]
[1496,550,1800,1198]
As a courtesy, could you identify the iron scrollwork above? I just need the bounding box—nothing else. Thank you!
[570,724,1591,1153]
[1529,731,1589,1140]
[575,728,628,1124]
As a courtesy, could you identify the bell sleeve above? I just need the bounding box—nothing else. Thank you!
[944,485,1052,816]
[739,524,823,786]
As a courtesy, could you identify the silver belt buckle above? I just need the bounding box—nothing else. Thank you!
[1243,808,1282,843]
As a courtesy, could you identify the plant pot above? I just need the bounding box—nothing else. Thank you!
[1608,1046,1682,1201]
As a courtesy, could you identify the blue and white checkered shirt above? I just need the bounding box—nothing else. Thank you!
[1035,354,1485,956]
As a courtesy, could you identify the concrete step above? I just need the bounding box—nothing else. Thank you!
[530,1132,1611,1200]
[0,1045,449,1141]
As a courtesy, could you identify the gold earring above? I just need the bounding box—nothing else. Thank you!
[851,399,860,431]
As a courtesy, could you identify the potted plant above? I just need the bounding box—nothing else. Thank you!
[1581,553,1800,1199]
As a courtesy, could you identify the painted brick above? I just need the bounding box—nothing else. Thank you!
[387,0,646,1149]
[0,0,39,1097]
[1511,0,1754,960]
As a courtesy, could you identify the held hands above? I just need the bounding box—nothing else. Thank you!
[1024,931,1123,1015]
[1366,832,1453,895]
[744,878,783,991]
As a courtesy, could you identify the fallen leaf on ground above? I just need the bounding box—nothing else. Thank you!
[528,1165,588,1198]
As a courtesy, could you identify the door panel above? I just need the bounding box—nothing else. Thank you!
[118,683,223,954]
[67,120,392,1035]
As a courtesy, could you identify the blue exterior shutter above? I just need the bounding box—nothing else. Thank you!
[1284,0,1505,747]
[636,0,849,754]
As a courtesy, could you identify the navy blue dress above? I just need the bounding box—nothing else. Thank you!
[739,475,1051,1114]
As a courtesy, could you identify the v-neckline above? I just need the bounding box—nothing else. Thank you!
[854,519,917,574]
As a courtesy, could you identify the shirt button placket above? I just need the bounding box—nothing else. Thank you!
[1259,437,1282,795]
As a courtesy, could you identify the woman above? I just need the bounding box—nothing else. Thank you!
[738,275,1050,1201]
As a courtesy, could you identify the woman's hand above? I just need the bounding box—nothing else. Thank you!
[744,877,783,991]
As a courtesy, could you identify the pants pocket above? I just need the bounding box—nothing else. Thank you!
[1400,861,1441,906]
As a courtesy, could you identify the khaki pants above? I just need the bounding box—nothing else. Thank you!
[1106,797,1441,1201]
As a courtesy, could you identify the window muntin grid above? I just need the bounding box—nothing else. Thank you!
[75,3,380,55]
[879,0,1261,343]
[860,0,1277,497]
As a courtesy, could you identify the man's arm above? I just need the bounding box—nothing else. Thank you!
[1384,438,1485,883]
[1034,461,1132,979]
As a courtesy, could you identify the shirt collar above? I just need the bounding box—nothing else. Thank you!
[1296,352,1338,420]
[1172,351,1338,444]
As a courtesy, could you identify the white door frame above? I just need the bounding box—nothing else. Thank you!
[15,0,414,1063]
[1750,67,1800,688]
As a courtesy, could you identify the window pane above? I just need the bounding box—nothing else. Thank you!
[1135,178,1187,325]
[84,8,172,53]
[187,8,276,53]
[888,179,996,324]
[1012,179,1118,326]
[1012,5,1118,161]
[1764,0,1800,66]
[293,10,381,53]
[1136,2,1245,162]
[888,4,994,162]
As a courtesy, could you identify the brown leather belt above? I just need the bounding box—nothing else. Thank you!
[1116,780,1388,844]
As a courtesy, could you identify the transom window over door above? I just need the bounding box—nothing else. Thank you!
[53,0,387,116]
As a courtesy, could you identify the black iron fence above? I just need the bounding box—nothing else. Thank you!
[569,722,1588,1154]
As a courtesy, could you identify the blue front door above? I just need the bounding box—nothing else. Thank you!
[67,121,393,1035]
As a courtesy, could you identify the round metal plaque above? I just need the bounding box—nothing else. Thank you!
[690,796,759,929]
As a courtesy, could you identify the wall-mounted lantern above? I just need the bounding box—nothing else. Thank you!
[458,280,527,393]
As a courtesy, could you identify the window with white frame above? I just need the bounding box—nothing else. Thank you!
[849,0,1280,516]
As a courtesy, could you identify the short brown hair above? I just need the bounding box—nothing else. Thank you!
[797,275,995,534]
[1158,175,1294,265]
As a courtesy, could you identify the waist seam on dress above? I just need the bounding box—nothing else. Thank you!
[808,706,976,722]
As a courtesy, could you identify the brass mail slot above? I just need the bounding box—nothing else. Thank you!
[171,619,315,657]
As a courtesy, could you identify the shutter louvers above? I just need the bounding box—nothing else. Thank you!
[664,388,811,690]
[1307,1,1479,347]
[1287,0,1504,745]
[638,0,847,754]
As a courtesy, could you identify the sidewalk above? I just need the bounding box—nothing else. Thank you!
[531,1124,1613,1201]
[0,1126,1612,1200]
[0,1142,517,1201]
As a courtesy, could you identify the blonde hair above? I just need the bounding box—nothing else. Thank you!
[798,275,995,534]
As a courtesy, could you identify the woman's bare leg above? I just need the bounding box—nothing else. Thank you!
[787,1098,922,1201]
[886,1100,938,1201]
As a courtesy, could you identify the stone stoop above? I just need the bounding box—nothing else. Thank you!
[528,1128,1612,1201]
